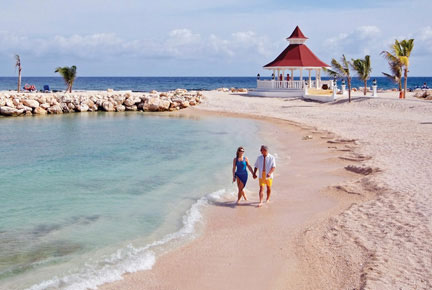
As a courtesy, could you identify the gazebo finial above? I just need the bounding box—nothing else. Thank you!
[286,26,308,44]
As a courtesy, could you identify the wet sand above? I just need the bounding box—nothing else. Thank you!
[102,111,359,289]
[103,90,432,289]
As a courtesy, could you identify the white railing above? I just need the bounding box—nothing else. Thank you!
[257,79,335,90]
[257,80,305,90]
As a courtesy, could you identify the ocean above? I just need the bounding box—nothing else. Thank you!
[0,112,264,289]
[0,76,431,92]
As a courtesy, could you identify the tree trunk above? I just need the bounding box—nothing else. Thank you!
[364,80,367,96]
[403,68,408,99]
[17,68,21,93]
[348,77,351,103]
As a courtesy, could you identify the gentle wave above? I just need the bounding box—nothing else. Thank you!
[27,189,232,290]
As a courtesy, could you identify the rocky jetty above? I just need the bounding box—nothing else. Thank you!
[0,89,202,117]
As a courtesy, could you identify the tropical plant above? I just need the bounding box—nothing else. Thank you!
[55,66,77,93]
[351,55,372,96]
[15,55,22,93]
[383,39,414,98]
[381,51,403,92]
[326,54,353,102]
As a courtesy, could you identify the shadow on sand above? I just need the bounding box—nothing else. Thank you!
[210,200,260,208]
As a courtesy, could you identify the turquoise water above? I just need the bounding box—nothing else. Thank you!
[0,112,264,289]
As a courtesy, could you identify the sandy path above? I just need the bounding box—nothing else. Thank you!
[196,91,432,289]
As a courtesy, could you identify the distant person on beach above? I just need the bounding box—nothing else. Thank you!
[232,147,254,204]
[253,145,276,207]
[422,82,429,90]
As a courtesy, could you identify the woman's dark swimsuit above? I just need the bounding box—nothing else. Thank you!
[235,157,248,186]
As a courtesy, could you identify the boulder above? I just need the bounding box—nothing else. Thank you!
[181,101,190,108]
[68,103,76,110]
[13,98,21,106]
[34,107,47,115]
[48,104,63,114]
[40,103,51,109]
[23,99,40,108]
[113,95,126,105]
[0,106,19,116]
[76,104,89,112]
[5,99,15,108]
[125,105,138,111]
[124,97,140,107]
[148,97,161,111]
[19,105,33,112]
[159,100,171,111]
[116,105,126,112]
[102,101,115,112]
[60,103,71,113]
[37,96,47,104]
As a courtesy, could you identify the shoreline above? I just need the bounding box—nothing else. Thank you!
[103,89,432,289]
[100,107,365,289]
[3,89,431,289]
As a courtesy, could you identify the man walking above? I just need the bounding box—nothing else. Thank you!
[253,145,276,207]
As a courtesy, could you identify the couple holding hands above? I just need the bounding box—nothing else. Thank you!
[232,145,276,207]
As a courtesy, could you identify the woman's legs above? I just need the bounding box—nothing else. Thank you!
[236,178,246,203]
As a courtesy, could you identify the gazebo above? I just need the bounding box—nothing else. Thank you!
[250,26,332,98]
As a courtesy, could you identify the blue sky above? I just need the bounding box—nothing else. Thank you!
[0,0,431,76]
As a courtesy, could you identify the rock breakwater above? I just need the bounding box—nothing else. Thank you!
[0,89,202,117]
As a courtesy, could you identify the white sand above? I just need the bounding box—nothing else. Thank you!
[196,90,432,289]
[101,90,432,289]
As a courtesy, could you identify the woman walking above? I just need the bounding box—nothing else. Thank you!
[232,147,254,204]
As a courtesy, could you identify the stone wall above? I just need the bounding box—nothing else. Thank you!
[0,89,202,117]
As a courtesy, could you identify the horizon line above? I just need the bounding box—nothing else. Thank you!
[1,75,431,78]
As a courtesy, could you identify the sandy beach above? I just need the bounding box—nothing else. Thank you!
[101,89,432,289]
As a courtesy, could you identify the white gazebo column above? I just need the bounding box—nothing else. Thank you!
[308,69,312,88]
[290,69,294,84]
[282,70,285,88]
[315,69,320,89]
[300,68,303,88]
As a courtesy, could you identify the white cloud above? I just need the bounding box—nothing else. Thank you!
[0,29,273,63]
[324,26,382,56]
[419,26,432,54]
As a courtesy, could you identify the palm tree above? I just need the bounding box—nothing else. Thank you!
[15,55,22,93]
[351,55,372,96]
[383,39,414,98]
[55,66,77,93]
[381,51,403,93]
[326,54,353,102]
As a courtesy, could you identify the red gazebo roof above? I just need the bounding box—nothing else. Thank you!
[264,26,329,68]
[287,26,308,39]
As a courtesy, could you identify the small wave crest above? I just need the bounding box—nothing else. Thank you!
[27,189,230,290]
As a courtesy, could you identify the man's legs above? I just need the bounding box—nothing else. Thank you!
[266,185,272,202]
[258,185,265,207]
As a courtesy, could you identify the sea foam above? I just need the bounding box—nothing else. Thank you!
[27,189,229,290]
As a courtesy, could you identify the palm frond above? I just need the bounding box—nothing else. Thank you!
[351,55,372,81]
[55,65,77,92]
